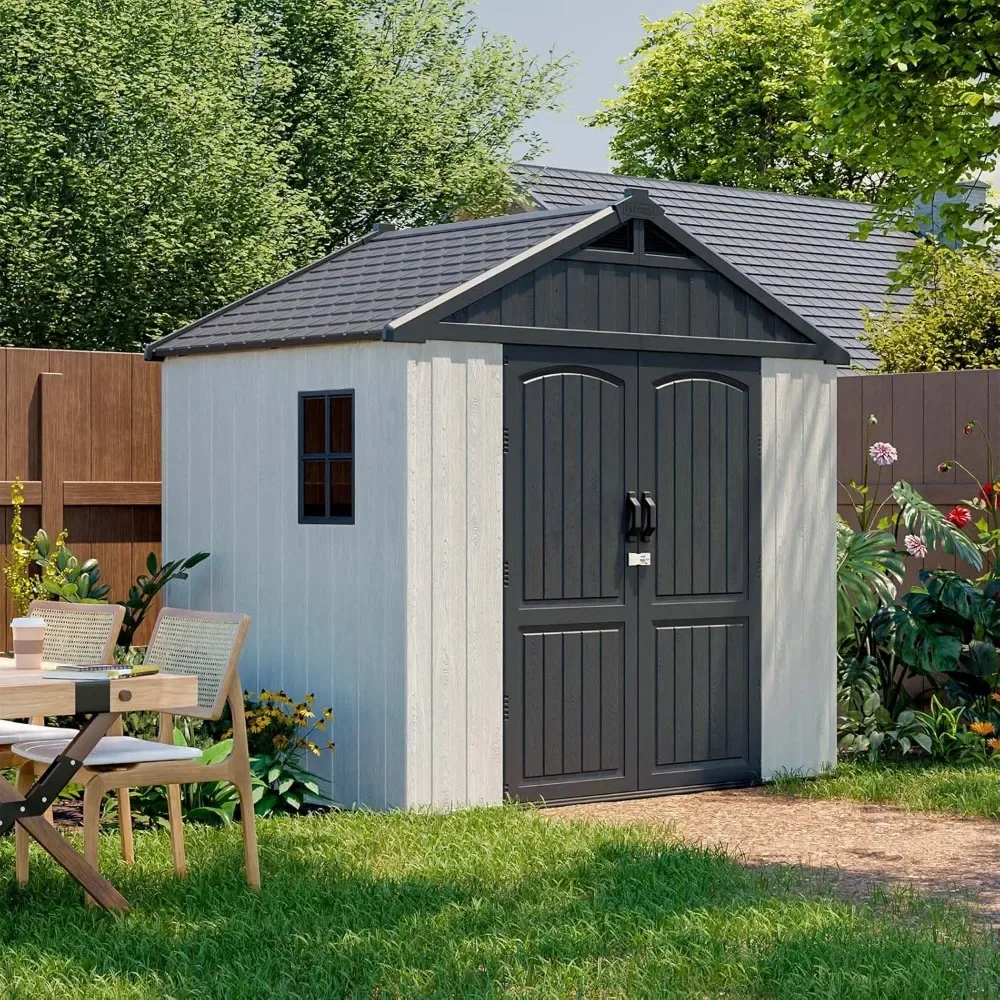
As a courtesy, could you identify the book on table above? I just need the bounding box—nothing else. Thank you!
[41,664,160,680]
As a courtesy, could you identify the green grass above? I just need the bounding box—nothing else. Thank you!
[1,807,998,999]
[771,759,1000,820]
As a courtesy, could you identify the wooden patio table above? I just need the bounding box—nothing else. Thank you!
[0,659,196,912]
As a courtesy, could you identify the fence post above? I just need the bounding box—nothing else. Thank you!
[40,372,66,541]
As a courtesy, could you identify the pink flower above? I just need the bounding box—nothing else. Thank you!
[904,534,928,558]
[869,441,898,466]
[947,506,972,527]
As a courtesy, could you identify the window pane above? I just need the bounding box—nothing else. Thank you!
[302,396,326,454]
[329,459,353,519]
[329,395,352,454]
[302,460,326,517]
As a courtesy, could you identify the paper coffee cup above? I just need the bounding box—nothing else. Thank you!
[11,616,45,670]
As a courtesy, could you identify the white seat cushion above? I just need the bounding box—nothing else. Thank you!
[0,721,78,745]
[12,736,204,767]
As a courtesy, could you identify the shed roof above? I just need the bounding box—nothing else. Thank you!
[512,164,914,369]
[148,168,912,365]
[146,206,603,359]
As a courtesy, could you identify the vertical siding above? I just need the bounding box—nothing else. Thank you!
[760,358,837,778]
[405,342,504,808]
[162,344,409,809]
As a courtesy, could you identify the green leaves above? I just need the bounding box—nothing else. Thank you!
[891,481,984,570]
[589,0,882,198]
[0,1,566,351]
[836,518,904,638]
[118,551,209,648]
[814,0,1000,250]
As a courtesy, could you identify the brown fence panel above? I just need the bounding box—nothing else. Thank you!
[837,370,1000,594]
[0,348,161,649]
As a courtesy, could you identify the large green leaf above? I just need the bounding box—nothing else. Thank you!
[877,605,963,676]
[836,519,904,637]
[892,481,983,570]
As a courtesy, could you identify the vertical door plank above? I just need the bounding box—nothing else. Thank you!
[523,634,544,778]
[562,631,582,775]
[562,374,582,599]
[656,384,675,597]
[690,626,711,761]
[673,626,693,762]
[599,629,622,771]
[673,381,693,594]
[581,630,601,773]
[580,377,601,598]
[655,628,674,766]
[691,381,711,594]
[599,380,623,598]
[522,380,544,601]
[709,625,727,759]
[708,382,727,593]
[542,632,563,776]
[542,376,564,600]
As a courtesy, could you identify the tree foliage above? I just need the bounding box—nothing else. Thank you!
[0,0,566,351]
[814,0,1000,247]
[588,0,879,197]
[240,0,566,245]
[863,243,1000,373]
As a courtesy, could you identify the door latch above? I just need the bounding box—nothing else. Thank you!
[628,552,651,567]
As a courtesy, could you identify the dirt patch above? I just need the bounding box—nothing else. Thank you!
[546,788,1000,921]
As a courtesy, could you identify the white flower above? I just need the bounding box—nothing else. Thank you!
[904,534,928,558]
[869,441,898,466]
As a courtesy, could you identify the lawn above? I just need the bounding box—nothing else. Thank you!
[1,807,998,999]
[771,759,1000,820]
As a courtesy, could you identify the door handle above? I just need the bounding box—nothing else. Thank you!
[625,491,641,540]
[641,491,657,541]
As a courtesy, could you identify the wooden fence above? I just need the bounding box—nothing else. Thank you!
[837,369,1000,590]
[0,347,161,646]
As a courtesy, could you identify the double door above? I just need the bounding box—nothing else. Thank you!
[503,347,761,802]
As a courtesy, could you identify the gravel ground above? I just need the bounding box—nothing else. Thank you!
[546,787,1000,921]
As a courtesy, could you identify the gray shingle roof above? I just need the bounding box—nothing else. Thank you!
[148,205,602,358]
[513,163,915,369]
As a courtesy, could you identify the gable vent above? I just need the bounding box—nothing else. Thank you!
[644,223,691,257]
[587,221,634,253]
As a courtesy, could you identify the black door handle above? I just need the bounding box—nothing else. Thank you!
[625,491,641,540]
[641,491,657,541]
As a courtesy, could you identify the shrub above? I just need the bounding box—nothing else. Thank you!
[863,243,1000,373]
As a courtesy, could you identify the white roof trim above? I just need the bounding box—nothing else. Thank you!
[385,206,615,333]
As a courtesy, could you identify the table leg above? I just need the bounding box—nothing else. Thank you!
[0,712,130,912]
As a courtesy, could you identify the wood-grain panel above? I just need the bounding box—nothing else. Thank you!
[451,261,809,343]
[653,377,748,597]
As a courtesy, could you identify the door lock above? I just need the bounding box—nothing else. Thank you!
[628,552,651,567]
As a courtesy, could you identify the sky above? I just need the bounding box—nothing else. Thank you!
[475,1,699,172]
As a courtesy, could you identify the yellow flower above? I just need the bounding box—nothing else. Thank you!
[970,721,995,736]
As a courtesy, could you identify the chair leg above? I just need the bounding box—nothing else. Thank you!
[236,775,261,892]
[82,781,104,907]
[166,784,187,878]
[117,788,134,865]
[15,764,33,886]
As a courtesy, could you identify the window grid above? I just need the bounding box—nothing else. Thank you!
[299,390,355,524]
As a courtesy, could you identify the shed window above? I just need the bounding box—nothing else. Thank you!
[299,391,354,523]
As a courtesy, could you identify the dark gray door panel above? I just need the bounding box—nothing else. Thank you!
[504,348,760,803]
[636,355,761,791]
[504,347,638,802]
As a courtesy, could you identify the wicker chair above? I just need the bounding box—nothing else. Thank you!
[0,601,125,758]
[13,608,259,895]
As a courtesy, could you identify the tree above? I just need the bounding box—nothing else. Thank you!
[239,0,567,245]
[814,0,1000,247]
[0,0,567,351]
[862,243,1000,373]
[588,0,879,197]
[0,0,322,352]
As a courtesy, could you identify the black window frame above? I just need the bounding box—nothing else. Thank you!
[298,389,355,525]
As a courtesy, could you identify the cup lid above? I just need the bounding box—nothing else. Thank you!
[11,617,45,627]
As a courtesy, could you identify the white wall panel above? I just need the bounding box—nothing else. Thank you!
[162,339,503,810]
[760,358,837,778]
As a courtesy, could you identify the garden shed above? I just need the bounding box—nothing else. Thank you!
[147,185,851,810]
